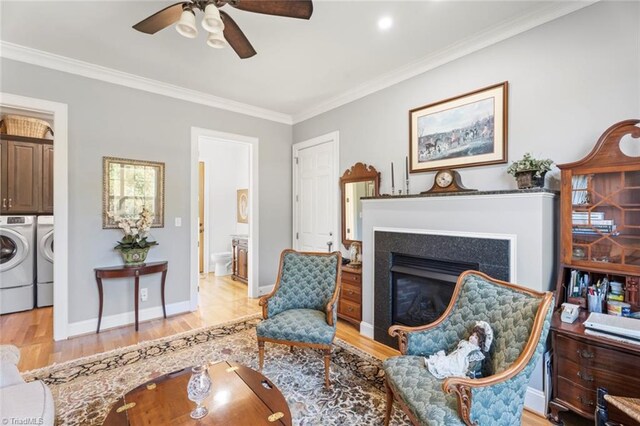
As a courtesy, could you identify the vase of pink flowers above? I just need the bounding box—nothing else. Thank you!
[110,207,158,266]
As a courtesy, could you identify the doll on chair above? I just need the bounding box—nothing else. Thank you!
[425,321,493,379]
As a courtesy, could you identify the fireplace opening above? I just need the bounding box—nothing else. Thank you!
[391,254,478,327]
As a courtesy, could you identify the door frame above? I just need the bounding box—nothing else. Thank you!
[292,131,340,251]
[1,92,69,341]
[198,161,207,274]
[190,127,259,307]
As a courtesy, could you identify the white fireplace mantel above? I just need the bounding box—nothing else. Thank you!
[361,189,558,336]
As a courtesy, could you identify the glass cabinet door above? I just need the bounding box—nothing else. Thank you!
[571,171,640,267]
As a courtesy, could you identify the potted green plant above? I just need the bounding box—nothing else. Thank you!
[507,153,554,189]
[110,207,158,266]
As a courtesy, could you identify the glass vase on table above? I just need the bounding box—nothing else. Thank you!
[187,365,212,419]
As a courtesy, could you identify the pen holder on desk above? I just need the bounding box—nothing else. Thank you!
[588,294,603,313]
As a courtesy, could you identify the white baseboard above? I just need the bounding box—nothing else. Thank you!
[524,386,546,415]
[360,321,374,339]
[67,301,191,337]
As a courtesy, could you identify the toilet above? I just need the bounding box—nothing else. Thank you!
[211,252,232,276]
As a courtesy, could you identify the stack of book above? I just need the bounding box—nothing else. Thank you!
[572,211,616,235]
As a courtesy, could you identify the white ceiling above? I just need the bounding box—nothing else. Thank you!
[0,1,593,121]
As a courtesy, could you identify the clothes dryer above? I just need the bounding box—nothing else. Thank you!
[36,216,54,307]
[0,216,35,314]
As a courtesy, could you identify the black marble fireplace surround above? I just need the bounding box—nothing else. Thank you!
[374,231,511,348]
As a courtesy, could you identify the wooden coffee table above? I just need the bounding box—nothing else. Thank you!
[102,361,291,425]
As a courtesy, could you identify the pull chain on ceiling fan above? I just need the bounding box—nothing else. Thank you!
[132,0,313,59]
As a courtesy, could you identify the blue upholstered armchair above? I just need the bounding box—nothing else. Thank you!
[256,249,342,388]
[383,270,554,426]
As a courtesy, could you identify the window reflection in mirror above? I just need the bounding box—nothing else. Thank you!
[340,162,380,248]
[103,157,165,228]
[344,180,375,241]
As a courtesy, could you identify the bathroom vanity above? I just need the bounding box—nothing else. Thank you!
[231,236,248,283]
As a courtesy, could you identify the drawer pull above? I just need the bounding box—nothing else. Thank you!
[348,307,354,312]
[347,290,354,296]
[577,396,594,407]
[576,349,594,359]
[577,371,594,382]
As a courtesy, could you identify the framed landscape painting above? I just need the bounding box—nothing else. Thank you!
[409,82,508,173]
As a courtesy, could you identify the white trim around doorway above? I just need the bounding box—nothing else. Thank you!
[0,92,69,341]
[190,127,259,308]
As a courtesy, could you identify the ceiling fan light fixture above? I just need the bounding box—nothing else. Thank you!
[176,9,198,39]
[207,31,226,49]
[202,3,224,33]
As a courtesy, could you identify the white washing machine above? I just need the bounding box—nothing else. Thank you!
[0,216,35,314]
[36,216,54,307]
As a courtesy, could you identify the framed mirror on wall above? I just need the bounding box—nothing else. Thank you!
[340,162,380,249]
[103,156,165,229]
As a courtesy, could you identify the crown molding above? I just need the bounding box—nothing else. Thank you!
[292,1,597,124]
[0,41,293,125]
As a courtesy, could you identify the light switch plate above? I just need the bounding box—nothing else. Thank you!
[175,217,182,227]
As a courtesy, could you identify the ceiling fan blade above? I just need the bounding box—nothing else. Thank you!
[229,0,313,20]
[133,2,185,34]
[220,11,257,59]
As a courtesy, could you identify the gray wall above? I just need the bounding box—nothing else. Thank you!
[0,58,292,323]
[293,2,640,194]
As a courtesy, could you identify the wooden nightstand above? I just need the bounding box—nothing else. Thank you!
[338,265,362,329]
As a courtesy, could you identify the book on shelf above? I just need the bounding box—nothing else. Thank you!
[573,224,616,232]
[571,175,590,205]
[572,219,615,226]
[572,211,605,220]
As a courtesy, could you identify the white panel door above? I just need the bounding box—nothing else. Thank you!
[294,134,338,252]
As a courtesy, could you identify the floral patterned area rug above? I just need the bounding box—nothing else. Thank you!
[24,314,409,425]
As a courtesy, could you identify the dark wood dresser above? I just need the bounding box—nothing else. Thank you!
[549,311,640,425]
[338,265,362,329]
[231,237,248,283]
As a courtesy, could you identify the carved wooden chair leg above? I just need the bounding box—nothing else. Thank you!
[258,340,265,371]
[323,348,331,388]
[384,379,394,426]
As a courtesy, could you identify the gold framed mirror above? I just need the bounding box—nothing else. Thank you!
[103,156,165,229]
[340,163,380,248]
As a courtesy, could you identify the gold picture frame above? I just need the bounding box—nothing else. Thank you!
[409,82,508,173]
[103,156,165,228]
[237,189,248,224]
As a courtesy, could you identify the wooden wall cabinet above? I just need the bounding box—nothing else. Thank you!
[232,237,248,283]
[549,120,640,425]
[41,144,54,214]
[338,265,362,329]
[0,135,53,215]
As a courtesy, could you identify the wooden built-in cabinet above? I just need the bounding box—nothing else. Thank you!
[338,265,362,329]
[232,237,248,283]
[42,144,54,213]
[0,135,53,214]
[549,120,640,425]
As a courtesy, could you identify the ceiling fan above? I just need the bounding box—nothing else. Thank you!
[133,0,313,59]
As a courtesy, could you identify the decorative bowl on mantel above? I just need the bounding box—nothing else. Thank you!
[514,170,546,189]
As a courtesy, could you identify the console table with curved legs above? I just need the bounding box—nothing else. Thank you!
[94,261,168,333]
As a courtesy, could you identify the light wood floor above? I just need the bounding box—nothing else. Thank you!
[0,273,548,425]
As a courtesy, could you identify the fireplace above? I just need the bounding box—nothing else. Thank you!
[373,231,511,348]
[391,254,477,327]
